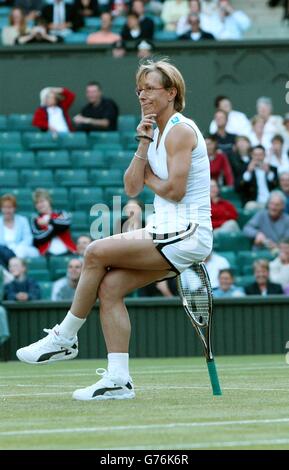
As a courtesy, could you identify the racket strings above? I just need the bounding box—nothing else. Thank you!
[179,264,210,325]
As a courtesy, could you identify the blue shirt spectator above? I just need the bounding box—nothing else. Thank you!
[213,269,245,298]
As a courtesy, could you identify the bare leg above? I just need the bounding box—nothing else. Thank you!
[98,268,171,352]
[70,229,170,319]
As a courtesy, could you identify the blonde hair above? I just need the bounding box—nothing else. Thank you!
[33,188,52,204]
[0,193,17,208]
[253,259,269,272]
[136,59,186,112]
[9,7,26,35]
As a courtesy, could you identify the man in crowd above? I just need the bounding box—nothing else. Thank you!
[51,257,83,301]
[73,81,118,132]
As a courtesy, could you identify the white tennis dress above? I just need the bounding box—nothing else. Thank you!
[145,112,213,275]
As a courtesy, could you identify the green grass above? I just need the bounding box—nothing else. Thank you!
[1,355,289,450]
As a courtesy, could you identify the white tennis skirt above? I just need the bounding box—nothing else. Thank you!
[146,222,213,277]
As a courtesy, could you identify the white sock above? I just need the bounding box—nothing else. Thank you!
[108,353,129,378]
[58,311,86,339]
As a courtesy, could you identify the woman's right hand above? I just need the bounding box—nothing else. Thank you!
[136,113,157,140]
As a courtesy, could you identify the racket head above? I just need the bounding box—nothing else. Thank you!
[177,262,212,328]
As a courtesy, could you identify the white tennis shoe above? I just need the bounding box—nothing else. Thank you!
[72,368,135,401]
[16,325,78,364]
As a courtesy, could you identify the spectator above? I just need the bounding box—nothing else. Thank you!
[161,0,190,32]
[204,251,230,289]
[215,0,251,40]
[244,259,283,296]
[229,135,251,184]
[206,135,234,186]
[178,13,215,40]
[4,257,41,301]
[31,189,77,256]
[210,180,239,233]
[33,86,75,133]
[120,199,144,233]
[248,116,272,154]
[0,194,39,264]
[212,109,236,159]
[42,0,83,37]
[236,145,278,209]
[73,81,118,132]
[72,0,101,20]
[130,0,154,39]
[112,38,127,58]
[279,171,289,213]
[1,7,29,45]
[269,239,289,290]
[51,257,83,301]
[255,96,284,140]
[176,0,221,38]
[86,11,121,44]
[136,39,155,58]
[267,134,289,174]
[243,191,289,252]
[14,0,43,20]
[213,269,244,298]
[121,12,145,41]
[76,234,92,256]
[209,95,251,137]
[16,17,63,44]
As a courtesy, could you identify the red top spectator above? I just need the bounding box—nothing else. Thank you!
[206,134,234,186]
[31,188,76,256]
[210,180,238,229]
[33,87,75,132]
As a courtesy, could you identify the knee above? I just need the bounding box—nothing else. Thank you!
[83,240,104,268]
[98,272,124,304]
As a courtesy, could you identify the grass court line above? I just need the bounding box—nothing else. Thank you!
[1,417,289,437]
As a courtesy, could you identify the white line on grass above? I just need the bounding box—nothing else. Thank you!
[1,417,289,437]
[85,437,289,450]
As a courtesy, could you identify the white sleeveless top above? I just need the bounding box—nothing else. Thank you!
[146,112,212,234]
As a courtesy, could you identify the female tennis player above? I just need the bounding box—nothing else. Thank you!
[16,59,213,401]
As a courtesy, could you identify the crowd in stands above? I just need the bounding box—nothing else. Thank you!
[2,0,287,47]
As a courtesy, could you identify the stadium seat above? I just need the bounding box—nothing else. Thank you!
[55,169,89,187]
[0,188,34,211]
[39,281,53,300]
[46,188,69,210]
[64,32,89,44]
[235,275,255,288]
[84,16,101,30]
[213,232,251,252]
[238,209,258,229]
[70,187,103,211]
[217,251,239,274]
[121,131,137,150]
[25,257,48,271]
[36,150,70,169]
[29,269,51,282]
[21,169,54,188]
[89,131,121,147]
[154,30,178,41]
[2,151,35,169]
[70,150,106,168]
[139,186,155,205]
[118,115,137,133]
[49,255,74,281]
[104,186,128,208]
[108,153,132,170]
[23,132,61,150]
[0,132,22,151]
[90,169,123,187]
[60,132,88,150]
[7,114,34,131]
[0,169,19,187]
[71,211,89,231]
[0,115,7,131]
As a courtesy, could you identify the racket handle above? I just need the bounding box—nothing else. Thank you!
[206,359,222,396]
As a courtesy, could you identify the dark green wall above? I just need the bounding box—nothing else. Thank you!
[0,40,288,132]
[1,296,289,361]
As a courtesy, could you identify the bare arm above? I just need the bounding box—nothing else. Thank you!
[124,113,156,197]
[144,124,196,202]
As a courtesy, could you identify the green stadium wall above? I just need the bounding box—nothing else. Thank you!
[0,40,288,132]
[1,296,289,361]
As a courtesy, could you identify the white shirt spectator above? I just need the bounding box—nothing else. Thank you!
[47,106,69,133]
[266,152,289,175]
[263,115,284,139]
[205,252,230,289]
[248,130,272,154]
[216,10,251,40]
[176,11,221,37]
[161,0,190,31]
[51,277,67,301]
[209,110,251,136]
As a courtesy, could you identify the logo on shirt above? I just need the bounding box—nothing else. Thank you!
[171,116,180,124]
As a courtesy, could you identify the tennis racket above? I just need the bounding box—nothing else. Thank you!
[177,262,222,396]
